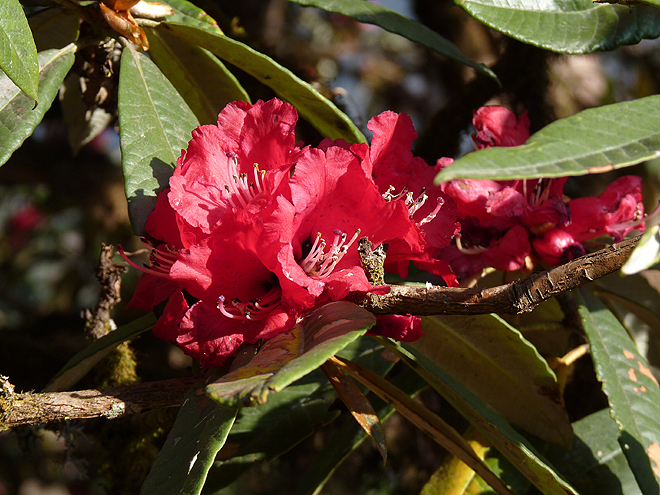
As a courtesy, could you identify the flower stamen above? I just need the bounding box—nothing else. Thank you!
[216,286,282,321]
[223,153,267,209]
[301,228,361,278]
[118,241,177,279]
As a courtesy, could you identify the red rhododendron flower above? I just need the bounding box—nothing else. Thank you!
[122,99,449,367]
[472,106,530,149]
[440,106,650,278]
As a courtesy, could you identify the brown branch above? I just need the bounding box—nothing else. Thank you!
[361,236,640,315]
[1,375,203,431]
[1,237,639,430]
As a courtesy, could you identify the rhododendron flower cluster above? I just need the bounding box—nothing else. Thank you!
[439,106,650,280]
[122,99,456,367]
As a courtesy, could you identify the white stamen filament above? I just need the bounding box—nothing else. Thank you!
[301,228,361,278]
[455,236,488,255]
[216,286,282,321]
[224,153,267,209]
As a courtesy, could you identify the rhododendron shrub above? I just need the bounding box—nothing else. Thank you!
[122,98,458,367]
[438,106,650,280]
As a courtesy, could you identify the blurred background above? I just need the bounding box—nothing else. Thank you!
[2,0,660,493]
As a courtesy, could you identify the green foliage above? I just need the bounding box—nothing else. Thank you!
[435,95,660,182]
[0,45,75,167]
[578,289,660,493]
[206,301,375,408]
[118,43,199,235]
[140,379,238,495]
[457,0,660,54]
[4,0,660,494]
[0,0,38,100]
[415,315,571,447]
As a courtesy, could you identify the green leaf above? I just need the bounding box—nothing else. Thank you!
[413,315,572,447]
[206,301,376,408]
[622,226,660,275]
[146,27,250,125]
[141,379,237,495]
[578,289,660,494]
[28,7,80,52]
[0,0,39,101]
[288,0,497,81]
[118,43,199,235]
[378,337,579,495]
[457,0,660,55]
[44,313,157,392]
[156,21,366,143]
[435,96,660,183]
[157,0,222,31]
[540,408,643,495]
[203,337,386,493]
[0,45,75,167]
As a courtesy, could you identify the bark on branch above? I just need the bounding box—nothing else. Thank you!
[1,236,640,430]
[361,236,640,315]
[0,375,203,431]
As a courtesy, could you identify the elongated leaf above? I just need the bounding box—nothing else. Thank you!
[421,427,530,495]
[435,96,660,183]
[140,379,237,495]
[207,301,375,408]
[331,355,515,495]
[28,8,80,52]
[321,360,387,463]
[0,45,75,167]
[146,27,249,125]
[578,289,660,493]
[622,225,660,275]
[413,315,571,447]
[157,0,222,31]
[118,43,199,235]
[540,408,642,495]
[288,0,496,81]
[204,337,386,493]
[0,0,38,100]
[377,337,579,495]
[457,0,660,54]
[44,313,157,392]
[156,21,366,143]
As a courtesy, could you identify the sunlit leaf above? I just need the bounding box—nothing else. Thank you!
[0,0,39,101]
[421,426,531,495]
[413,315,572,447]
[435,95,660,183]
[146,27,249,125]
[622,226,660,275]
[578,289,660,494]
[378,338,579,495]
[44,313,157,392]
[457,0,660,54]
[156,21,366,143]
[157,0,222,32]
[288,0,497,81]
[206,301,375,408]
[0,45,75,167]
[117,43,199,235]
[140,377,237,495]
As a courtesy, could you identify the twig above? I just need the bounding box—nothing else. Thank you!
[361,236,640,315]
[1,237,639,430]
[1,376,203,430]
[85,244,126,340]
